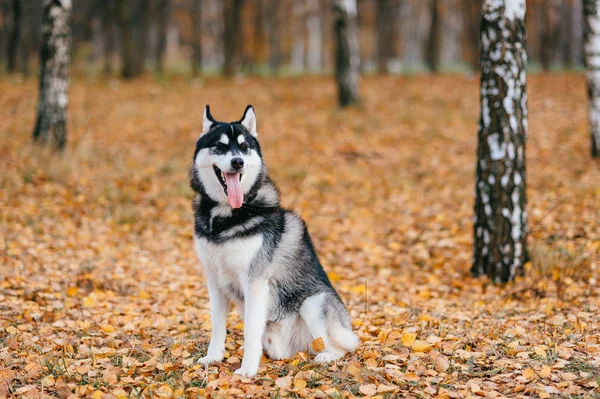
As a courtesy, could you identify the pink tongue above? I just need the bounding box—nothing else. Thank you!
[224,173,243,208]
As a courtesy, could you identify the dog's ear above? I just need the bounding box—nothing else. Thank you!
[202,105,216,134]
[239,105,257,137]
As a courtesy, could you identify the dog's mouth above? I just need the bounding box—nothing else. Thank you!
[213,165,243,208]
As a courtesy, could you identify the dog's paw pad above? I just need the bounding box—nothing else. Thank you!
[315,352,343,363]
[233,368,255,377]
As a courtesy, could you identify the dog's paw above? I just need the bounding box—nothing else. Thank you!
[315,352,344,363]
[233,367,255,377]
[197,353,224,365]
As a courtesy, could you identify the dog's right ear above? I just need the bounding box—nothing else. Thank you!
[202,105,216,134]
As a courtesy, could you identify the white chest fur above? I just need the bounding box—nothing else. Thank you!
[194,234,263,289]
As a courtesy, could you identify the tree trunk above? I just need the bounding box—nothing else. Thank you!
[267,0,280,74]
[156,0,171,74]
[334,0,360,107]
[472,0,528,283]
[103,0,115,76]
[306,0,322,72]
[7,0,21,73]
[539,0,561,70]
[425,0,440,72]
[376,0,399,74]
[462,0,481,71]
[223,0,243,77]
[191,0,203,77]
[584,0,600,157]
[33,0,72,151]
[116,0,136,78]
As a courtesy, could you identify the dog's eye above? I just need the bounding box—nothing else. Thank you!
[215,143,228,151]
[240,142,248,150]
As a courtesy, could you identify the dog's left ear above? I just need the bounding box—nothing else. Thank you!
[202,105,216,134]
[239,105,257,137]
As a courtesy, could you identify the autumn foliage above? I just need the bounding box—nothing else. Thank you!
[0,74,598,398]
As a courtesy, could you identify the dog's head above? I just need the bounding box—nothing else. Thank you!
[190,105,263,208]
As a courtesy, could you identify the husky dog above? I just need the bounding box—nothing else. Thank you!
[190,105,359,377]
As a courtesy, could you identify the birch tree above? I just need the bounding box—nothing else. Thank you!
[584,0,600,157]
[334,0,360,107]
[33,0,72,150]
[472,0,528,283]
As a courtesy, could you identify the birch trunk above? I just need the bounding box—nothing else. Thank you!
[584,0,600,157]
[334,0,360,107]
[33,0,72,150]
[472,0,528,283]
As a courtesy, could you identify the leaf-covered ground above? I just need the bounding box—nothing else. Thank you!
[0,74,599,399]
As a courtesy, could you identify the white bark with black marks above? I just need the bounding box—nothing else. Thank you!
[334,0,360,107]
[584,0,600,157]
[33,0,72,150]
[472,0,528,283]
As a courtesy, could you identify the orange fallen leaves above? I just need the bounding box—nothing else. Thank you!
[0,75,598,398]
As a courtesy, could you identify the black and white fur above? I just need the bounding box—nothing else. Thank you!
[190,105,359,377]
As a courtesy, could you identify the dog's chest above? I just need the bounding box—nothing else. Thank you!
[194,234,263,288]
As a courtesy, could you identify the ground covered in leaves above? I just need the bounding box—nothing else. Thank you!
[0,74,599,398]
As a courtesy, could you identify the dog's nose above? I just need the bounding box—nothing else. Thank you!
[231,157,244,170]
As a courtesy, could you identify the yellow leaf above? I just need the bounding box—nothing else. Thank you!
[82,296,95,307]
[294,379,307,390]
[401,332,417,347]
[66,286,78,297]
[351,284,366,294]
[311,337,325,352]
[41,375,55,386]
[327,272,340,282]
[411,340,432,352]
[540,365,551,378]
[100,324,115,333]
[522,368,536,380]
[138,290,151,299]
[91,390,103,399]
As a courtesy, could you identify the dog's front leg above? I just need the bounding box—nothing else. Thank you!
[235,278,269,377]
[198,272,229,365]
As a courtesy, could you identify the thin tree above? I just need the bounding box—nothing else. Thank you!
[156,0,171,74]
[584,0,600,157]
[7,0,21,73]
[116,0,135,78]
[102,0,115,76]
[539,0,561,70]
[33,0,72,150]
[191,0,202,77]
[223,0,243,77]
[334,0,360,107]
[376,0,399,74]
[472,0,528,283]
[425,0,440,72]
[267,0,281,74]
[462,0,481,71]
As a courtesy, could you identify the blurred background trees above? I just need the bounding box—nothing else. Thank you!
[0,0,586,78]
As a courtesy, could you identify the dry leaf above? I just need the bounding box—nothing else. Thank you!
[359,384,377,396]
[311,337,325,352]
